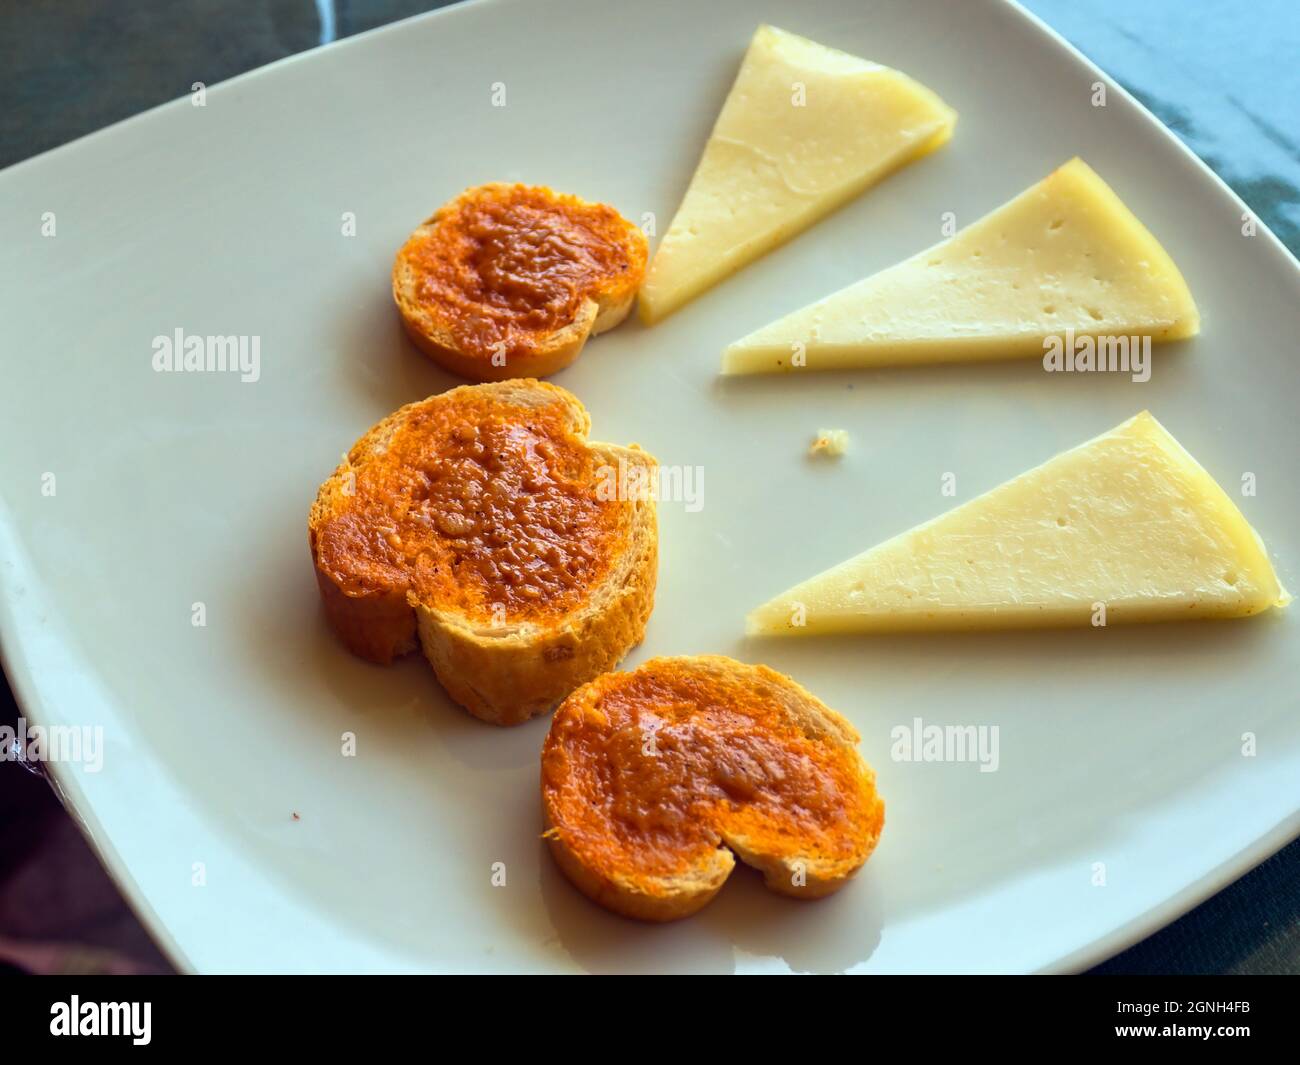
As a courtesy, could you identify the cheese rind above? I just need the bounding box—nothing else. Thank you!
[748,412,1287,635]
[723,158,1199,373]
[639,25,956,325]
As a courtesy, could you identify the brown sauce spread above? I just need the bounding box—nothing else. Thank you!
[314,390,626,622]
[400,184,646,361]
[543,663,875,880]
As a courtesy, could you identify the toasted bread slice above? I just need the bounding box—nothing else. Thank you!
[393,184,648,381]
[542,655,884,921]
[309,380,658,726]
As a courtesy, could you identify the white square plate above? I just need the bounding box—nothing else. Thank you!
[2,0,1297,973]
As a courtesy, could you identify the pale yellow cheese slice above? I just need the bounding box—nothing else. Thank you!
[638,24,956,325]
[748,412,1287,635]
[722,158,1199,373]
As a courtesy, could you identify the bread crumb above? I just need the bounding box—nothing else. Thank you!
[809,429,849,458]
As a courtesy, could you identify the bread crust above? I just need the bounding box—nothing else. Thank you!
[393,183,647,382]
[541,655,885,921]
[308,380,658,726]
[544,805,735,922]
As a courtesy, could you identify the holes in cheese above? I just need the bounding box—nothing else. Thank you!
[638,24,957,325]
[722,158,1200,373]
[747,412,1287,635]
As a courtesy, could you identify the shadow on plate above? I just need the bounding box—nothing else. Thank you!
[533,840,884,975]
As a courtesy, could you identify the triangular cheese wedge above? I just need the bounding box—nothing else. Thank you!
[639,25,956,325]
[748,412,1287,635]
[723,158,1199,373]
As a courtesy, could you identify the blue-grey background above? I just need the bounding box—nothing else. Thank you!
[0,0,1296,974]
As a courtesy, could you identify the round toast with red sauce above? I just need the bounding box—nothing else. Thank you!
[309,380,657,725]
[393,183,648,381]
[541,655,885,920]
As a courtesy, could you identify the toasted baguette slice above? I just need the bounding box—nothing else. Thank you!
[393,183,648,381]
[309,380,657,726]
[542,655,884,921]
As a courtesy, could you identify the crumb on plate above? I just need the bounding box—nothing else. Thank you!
[809,428,849,458]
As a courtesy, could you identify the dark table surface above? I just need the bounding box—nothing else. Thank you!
[0,0,1296,975]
